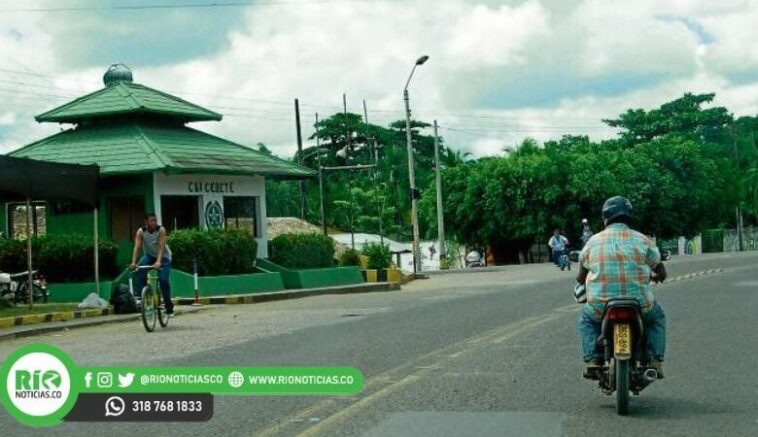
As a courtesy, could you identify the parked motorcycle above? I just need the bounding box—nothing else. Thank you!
[0,270,49,306]
[465,250,484,268]
[583,298,658,415]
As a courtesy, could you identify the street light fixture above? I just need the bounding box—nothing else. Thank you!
[404,54,429,273]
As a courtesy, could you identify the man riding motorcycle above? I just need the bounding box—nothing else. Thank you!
[575,196,667,377]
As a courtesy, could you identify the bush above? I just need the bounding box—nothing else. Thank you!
[168,228,258,276]
[338,248,362,267]
[701,229,724,253]
[0,238,26,274]
[0,234,118,283]
[269,233,335,269]
[362,242,392,270]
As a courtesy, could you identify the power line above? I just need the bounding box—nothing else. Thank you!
[0,0,393,13]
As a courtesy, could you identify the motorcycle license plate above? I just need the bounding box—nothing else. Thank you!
[614,323,632,358]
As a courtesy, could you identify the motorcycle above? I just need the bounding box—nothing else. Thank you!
[559,248,571,271]
[583,298,658,415]
[465,250,484,268]
[0,270,50,306]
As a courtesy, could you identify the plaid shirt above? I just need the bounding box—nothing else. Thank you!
[580,223,660,321]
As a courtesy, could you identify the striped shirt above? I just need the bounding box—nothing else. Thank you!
[580,223,660,321]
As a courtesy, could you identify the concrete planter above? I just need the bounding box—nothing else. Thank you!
[169,270,285,297]
[256,259,365,289]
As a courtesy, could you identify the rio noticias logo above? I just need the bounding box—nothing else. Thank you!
[1,344,78,427]
[15,369,63,397]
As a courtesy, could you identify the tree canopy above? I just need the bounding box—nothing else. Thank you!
[265,92,757,263]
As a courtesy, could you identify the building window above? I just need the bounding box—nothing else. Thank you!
[6,202,46,239]
[223,196,258,237]
[49,200,92,216]
[161,196,200,231]
[109,196,145,241]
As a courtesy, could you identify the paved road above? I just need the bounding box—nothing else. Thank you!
[1,253,757,436]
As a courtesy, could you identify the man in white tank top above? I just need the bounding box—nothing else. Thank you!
[130,213,174,315]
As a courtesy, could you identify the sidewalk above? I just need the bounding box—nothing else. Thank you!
[0,281,400,341]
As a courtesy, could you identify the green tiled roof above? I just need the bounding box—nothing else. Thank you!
[9,123,315,178]
[35,82,222,123]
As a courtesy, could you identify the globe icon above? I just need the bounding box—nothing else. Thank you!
[228,371,245,388]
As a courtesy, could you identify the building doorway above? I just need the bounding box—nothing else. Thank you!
[161,196,200,231]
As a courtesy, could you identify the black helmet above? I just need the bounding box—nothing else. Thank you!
[602,196,633,222]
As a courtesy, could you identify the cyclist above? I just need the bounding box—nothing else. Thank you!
[129,213,174,317]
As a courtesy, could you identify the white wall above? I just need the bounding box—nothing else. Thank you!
[152,172,268,258]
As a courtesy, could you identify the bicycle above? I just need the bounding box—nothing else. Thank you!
[129,266,169,332]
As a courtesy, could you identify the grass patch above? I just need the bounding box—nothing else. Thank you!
[0,303,81,319]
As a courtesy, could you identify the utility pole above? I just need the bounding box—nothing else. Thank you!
[433,120,446,269]
[294,98,305,220]
[363,99,384,244]
[316,112,326,236]
[343,94,355,249]
[732,122,744,251]
[403,55,428,273]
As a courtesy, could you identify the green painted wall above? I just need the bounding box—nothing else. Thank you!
[168,270,285,297]
[256,259,363,289]
[47,281,114,303]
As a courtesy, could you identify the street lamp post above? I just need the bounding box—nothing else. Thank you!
[404,55,429,273]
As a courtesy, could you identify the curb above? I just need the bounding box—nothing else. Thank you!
[175,281,400,306]
[0,307,115,329]
[0,307,206,341]
[0,282,401,340]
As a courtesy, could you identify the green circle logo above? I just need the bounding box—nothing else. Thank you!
[205,200,224,229]
[0,343,79,427]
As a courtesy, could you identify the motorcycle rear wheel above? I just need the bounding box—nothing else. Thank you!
[615,359,630,415]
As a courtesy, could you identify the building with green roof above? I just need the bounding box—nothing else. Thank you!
[2,64,314,261]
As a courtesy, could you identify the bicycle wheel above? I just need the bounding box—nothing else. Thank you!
[141,285,157,332]
[158,290,169,328]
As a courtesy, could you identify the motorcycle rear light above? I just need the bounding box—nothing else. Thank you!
[608,308,636,320]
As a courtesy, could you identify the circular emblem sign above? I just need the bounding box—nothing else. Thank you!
[0,343,79,427]
[204,200,224,229]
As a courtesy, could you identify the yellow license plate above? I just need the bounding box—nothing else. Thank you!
[614,323,632,358]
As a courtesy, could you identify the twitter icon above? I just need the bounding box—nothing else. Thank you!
[118,373,135,388]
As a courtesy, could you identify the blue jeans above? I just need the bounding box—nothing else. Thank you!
[135,255,173,313]
[552,250,563,266]
[578,302,666,362]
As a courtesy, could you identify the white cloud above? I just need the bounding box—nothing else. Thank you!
[445,1,550,68]
[1,0,758,159]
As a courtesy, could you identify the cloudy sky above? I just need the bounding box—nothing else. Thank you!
[1,0,758,158]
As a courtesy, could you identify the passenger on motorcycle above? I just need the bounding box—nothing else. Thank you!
[575,196,667,376]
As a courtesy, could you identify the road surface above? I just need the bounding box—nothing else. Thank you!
[1,252,757,436]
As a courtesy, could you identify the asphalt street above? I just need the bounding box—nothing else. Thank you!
[1,252,757,437]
